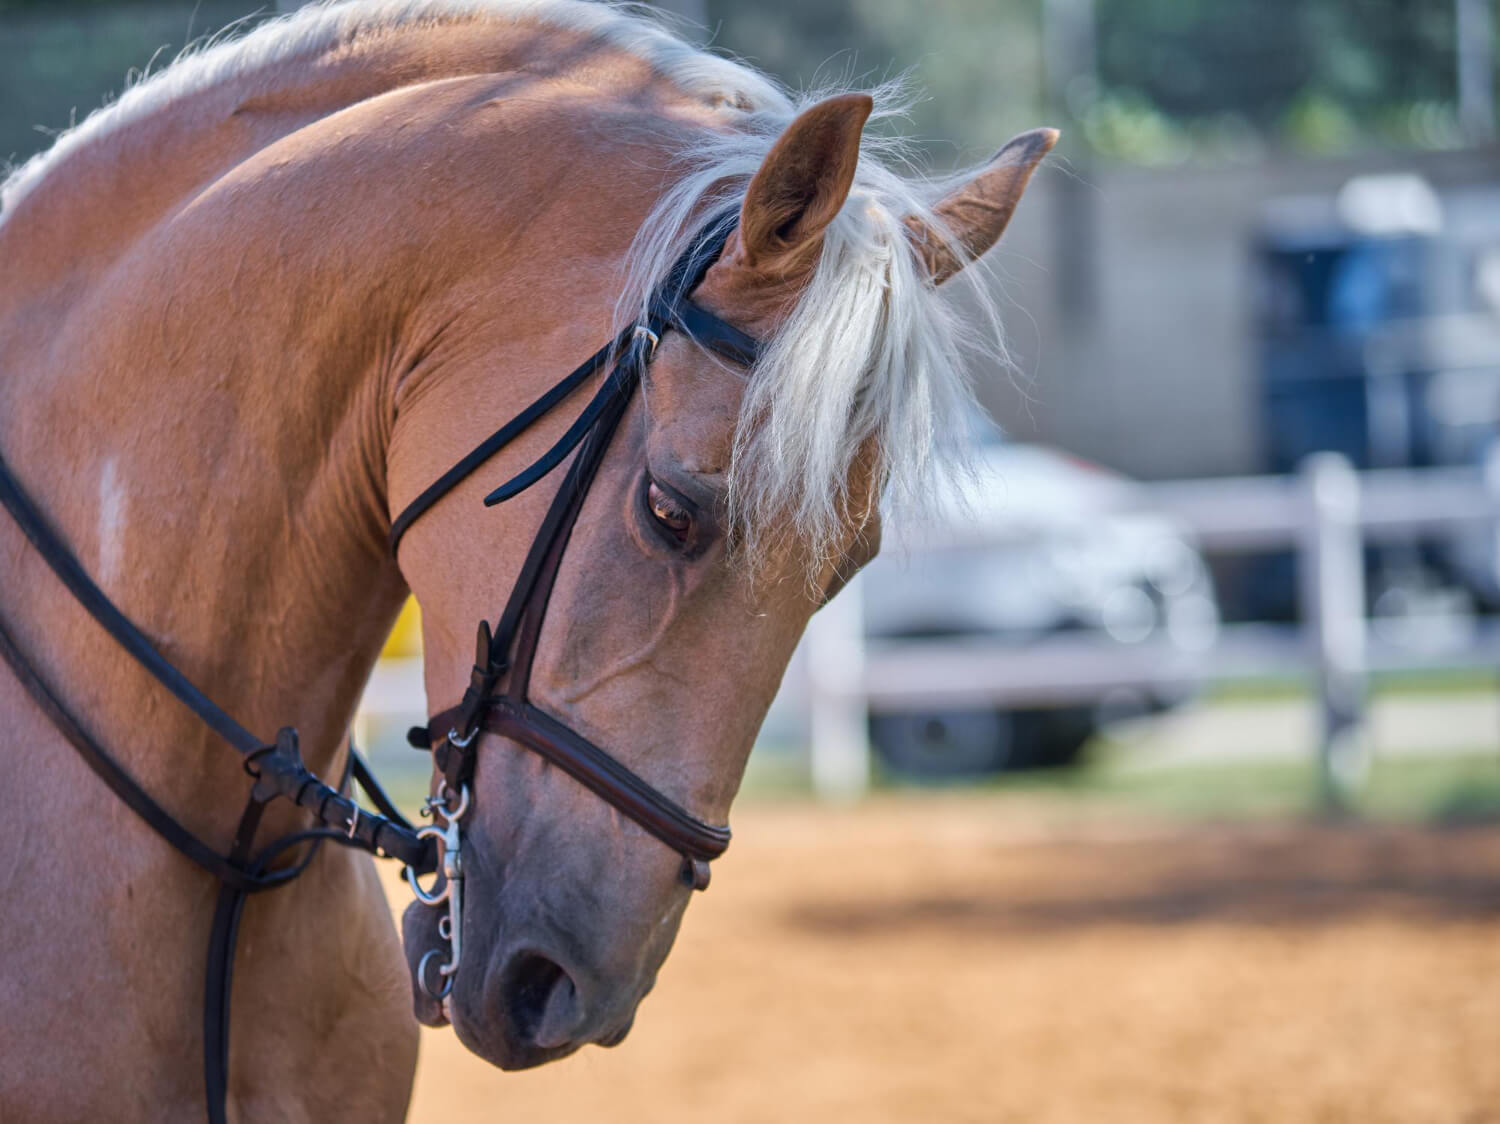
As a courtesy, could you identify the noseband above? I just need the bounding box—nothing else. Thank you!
[0,212,757,1121]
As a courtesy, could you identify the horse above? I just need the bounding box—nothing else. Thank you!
[0,1,1053,1119]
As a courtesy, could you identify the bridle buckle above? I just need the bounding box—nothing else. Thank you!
[632,324,660,361]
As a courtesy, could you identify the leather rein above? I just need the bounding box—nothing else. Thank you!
[0,213,756,1123]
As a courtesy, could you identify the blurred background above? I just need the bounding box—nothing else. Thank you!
[6,0,1500,1119]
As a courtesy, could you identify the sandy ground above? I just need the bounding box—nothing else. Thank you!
[383,798,1500,1124]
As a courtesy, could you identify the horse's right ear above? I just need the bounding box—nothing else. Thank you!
[734,93,872,274]
[904,127,1059,285]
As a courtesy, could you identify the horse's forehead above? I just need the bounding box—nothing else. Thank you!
[638,241,808,474]
[643,341,746,475]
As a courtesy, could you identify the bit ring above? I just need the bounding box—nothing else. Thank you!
[418,949,454,1000]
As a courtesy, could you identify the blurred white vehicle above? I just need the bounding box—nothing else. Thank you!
[856,423,1220,776]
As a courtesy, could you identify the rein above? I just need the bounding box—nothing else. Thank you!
[0,212,757,1121]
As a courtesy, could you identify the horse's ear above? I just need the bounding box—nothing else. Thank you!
[735,93,872,272]
[904,127,1059,286]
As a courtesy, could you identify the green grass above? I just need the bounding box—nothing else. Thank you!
[869,744,1500,824]
[1360,752,1500,822]
[1206,667,1500,704]
[742,736,1500,825]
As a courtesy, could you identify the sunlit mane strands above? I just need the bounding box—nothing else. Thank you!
[0,0,788,221]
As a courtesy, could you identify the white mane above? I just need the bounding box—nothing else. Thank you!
[4,0,1002,581]
[620,86,1002,579]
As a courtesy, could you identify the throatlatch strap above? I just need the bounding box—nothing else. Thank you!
[482,357,639,507]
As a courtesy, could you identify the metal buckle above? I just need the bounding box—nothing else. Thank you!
[632,324,660,360]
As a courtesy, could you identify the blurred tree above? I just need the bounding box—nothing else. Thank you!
[1088,0,1469,159]
[0,1,132,8]
[0,0,1490,171]
[712,0,1492,164]
[0,1,261,170]
[711,0,1046,168]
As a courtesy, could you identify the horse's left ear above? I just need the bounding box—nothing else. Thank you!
[904,127,1060,285]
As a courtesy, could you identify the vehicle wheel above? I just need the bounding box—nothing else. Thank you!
[1008,707,1096,770]
[868,708,1012,778]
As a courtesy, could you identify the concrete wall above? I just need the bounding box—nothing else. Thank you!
[980,146,1500,481]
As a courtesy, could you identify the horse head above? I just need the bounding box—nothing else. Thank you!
[387,90,1054,1068]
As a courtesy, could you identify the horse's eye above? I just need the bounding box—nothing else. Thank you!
[647,480,692,538]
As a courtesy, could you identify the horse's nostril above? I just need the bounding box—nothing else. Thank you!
[501,952,583,1049]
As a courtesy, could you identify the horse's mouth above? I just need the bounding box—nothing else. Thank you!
[400,900,451,1028]
[597,1016,634,1047]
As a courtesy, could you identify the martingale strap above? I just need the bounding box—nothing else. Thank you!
[0,453,434,873]
[0,447,436,1124]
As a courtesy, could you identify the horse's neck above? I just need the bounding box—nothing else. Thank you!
[0,36,488,804]
[0,15,683,303]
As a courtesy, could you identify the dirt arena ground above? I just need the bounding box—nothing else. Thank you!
[383,796,1500,1123]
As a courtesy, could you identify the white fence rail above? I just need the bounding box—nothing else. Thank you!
[358,451,1500,809]
[806,449,1500,808]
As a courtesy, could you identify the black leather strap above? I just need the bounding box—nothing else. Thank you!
[0,453,262,755]
[665,299,761,368]
[0,439,436,1124]
[202,748,362,1124]
[203,795,266,1124]
[387,328,631,554]
[351,746,413,828]
[482,347,643,507]
[427,698,731,862]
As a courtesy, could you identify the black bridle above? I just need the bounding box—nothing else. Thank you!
[0,212,756,1122]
